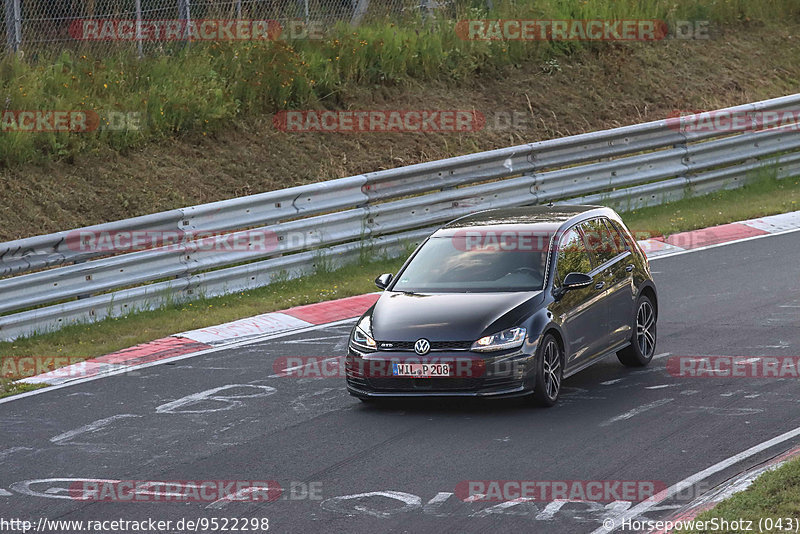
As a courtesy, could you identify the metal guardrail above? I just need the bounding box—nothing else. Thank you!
[2,94,800,341]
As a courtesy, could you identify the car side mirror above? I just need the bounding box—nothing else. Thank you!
[554,272,593,300]
[562,272,593,289]
[375,273,393,290]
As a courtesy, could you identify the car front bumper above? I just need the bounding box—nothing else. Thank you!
[345,347,536,399]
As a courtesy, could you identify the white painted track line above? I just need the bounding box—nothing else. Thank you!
[591,425,800,533]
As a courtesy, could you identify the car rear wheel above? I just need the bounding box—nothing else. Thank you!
[617,295,657,367]
[532,333,563,407]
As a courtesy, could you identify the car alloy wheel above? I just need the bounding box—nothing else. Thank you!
[617,295,657,367]
[636,299,656,358]
[533,333,562,407]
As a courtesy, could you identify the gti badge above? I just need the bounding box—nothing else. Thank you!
[414,338,431,355]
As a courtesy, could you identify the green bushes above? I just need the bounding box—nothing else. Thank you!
[1,0,798,166]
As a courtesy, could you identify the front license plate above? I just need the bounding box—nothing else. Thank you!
[392,363,450,378]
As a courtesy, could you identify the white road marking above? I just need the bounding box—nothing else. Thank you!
[268,356,341,379]
[590,424,800,533]
[156,384,276,414]
[600,399,674,427]
[0,317,358,406]
[10,478,120,500]
[50,414,141,444]
[205,484,277,509]
[535,500,570,520]
[321,491,422,518]
[644,384,675,390]
[600,379,623,386]
[0,489,11,496]
[422,492,454,516]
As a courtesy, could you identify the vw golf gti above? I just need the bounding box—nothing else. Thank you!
[346,205,658,406]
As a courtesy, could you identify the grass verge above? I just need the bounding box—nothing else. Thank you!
[684,455,800,533]
[0,381,48,399]
[2,0,798,166]
[623,174,800,237]
[1,173,799,395]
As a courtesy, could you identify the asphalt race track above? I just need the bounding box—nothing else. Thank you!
[1,231,799,533]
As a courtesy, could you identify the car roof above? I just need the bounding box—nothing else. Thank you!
[433,204,612,237]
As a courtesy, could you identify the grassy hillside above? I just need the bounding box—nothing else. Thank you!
[0,1,799,239]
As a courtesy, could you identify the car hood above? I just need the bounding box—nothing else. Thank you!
[368,291,542,342]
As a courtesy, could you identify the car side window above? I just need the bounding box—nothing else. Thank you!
[581,218,620,266]
[606,219,632,252]
[555,227,593,285]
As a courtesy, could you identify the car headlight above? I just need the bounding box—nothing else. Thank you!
[471,327,527,352]
[351,326,377,351]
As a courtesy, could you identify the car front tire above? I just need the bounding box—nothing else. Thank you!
[617,295,657,367]
[532,333,563,407]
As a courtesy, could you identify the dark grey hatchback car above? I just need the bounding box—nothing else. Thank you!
[346,205,658,406]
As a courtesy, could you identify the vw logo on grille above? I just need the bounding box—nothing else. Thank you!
[414,338,431,355]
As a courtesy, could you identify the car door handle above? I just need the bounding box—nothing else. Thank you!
[625,265,634,272]
[594,281,605,290]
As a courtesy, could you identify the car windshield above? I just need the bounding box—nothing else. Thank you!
[391,235,550,293]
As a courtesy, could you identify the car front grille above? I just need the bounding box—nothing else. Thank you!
[377,340,472,351]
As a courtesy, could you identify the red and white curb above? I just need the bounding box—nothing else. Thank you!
[638,210,800,257]
[649,445,800,533]
[20,293,380,386]
[17,209,800,387]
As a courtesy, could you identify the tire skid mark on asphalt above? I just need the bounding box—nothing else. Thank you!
[682,406,765,417]
[719,389,747,397]
[600,379,624,385]
[49,414,142,444]
[289,387,349,413]
[268,356,341,379]
[599,398,674,427]
[0,446,33,460]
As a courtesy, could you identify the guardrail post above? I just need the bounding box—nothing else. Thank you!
[135,0,143,58]
[177,0,191,46]
[351,0,369,25]
[5,0,21,53]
